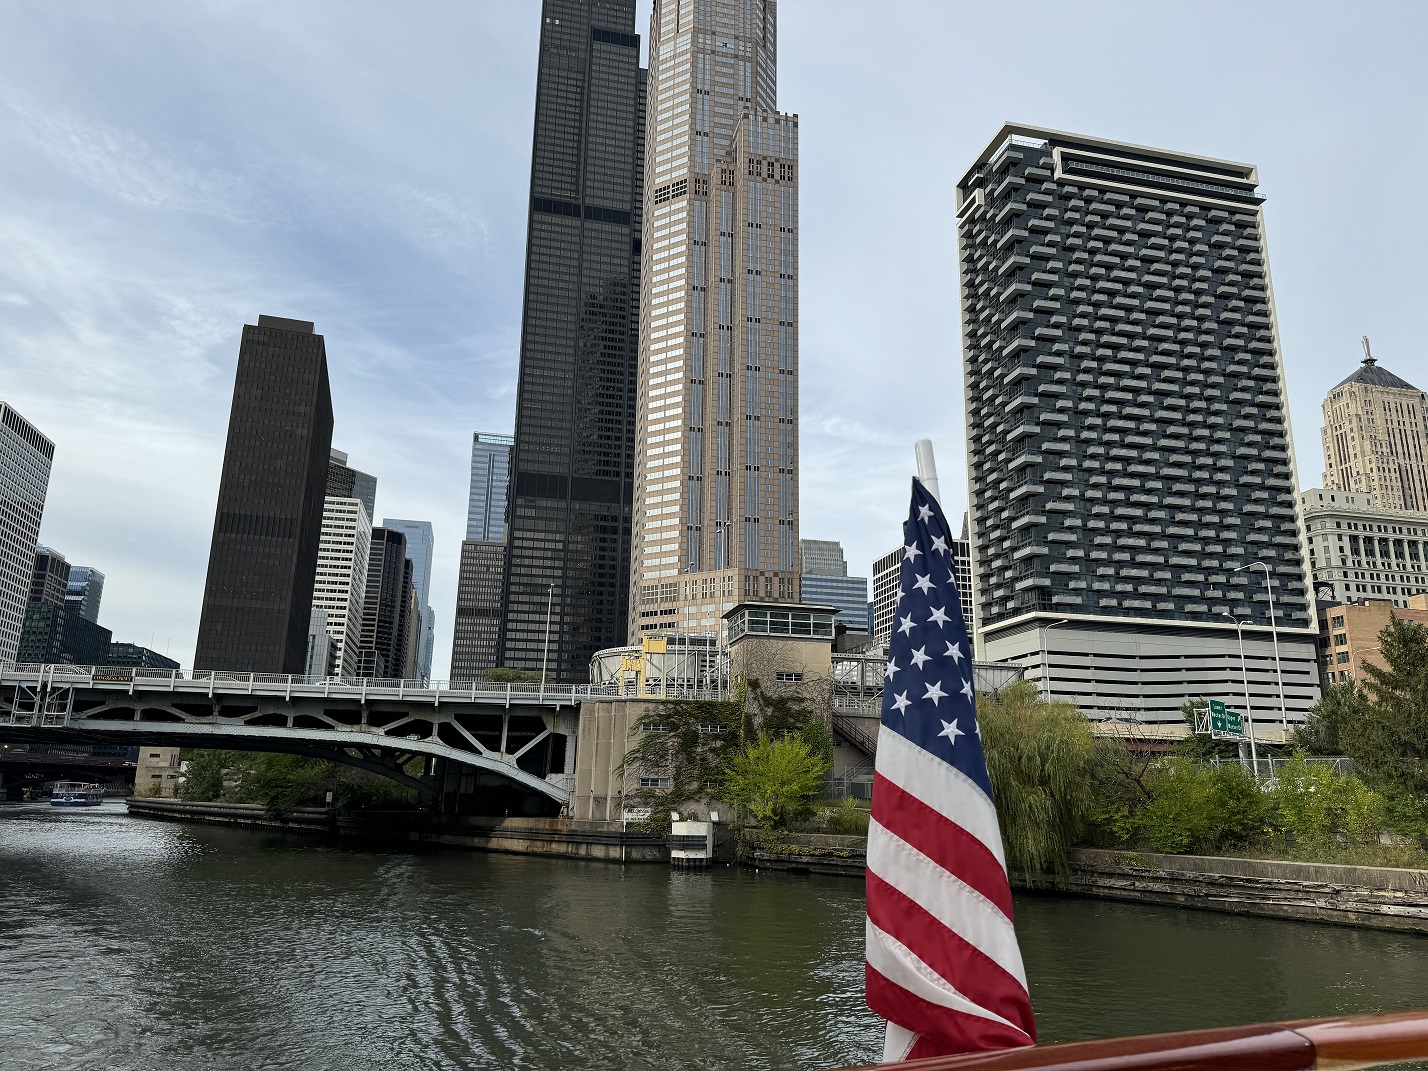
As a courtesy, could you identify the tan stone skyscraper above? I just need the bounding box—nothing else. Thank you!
[1321,338,1428,511]
[629,0,800,639]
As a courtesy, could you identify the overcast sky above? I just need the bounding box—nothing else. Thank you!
[2,1,1424,676]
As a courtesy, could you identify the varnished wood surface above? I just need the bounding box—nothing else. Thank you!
[848,1011,1428,1071]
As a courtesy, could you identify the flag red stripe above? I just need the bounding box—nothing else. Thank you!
[871,773,1015,920]
[866,964,1034,1057]
[866,871,1035,1037]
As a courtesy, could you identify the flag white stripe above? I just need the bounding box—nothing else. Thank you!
[866,919,1025,1035]
[874,728,1007,868]
[867,818,1028,991]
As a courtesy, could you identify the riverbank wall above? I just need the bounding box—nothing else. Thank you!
[125,798,667,862]
[1064,849,1428,934]
[749,833,867,877]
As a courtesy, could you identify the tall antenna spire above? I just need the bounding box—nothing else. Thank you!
[1362,335,1375,366]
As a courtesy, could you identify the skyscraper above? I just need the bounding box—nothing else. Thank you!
[451,540,506,680]
[194,315,333,674]
[384,518,436,680]
[799,539,869,635]
[355,527,412,679]
[0,402,53,664]
[467,432,513,542]
[311,497,371,675]
[956,125,1318,722]
[327,449,377,519]
[1300,487,1428,610]
[1321,341,1428,512]
[499,0,646,683]
[454,432,514,681]
[629,0,801,641]
[65,565,105,623]
[18,547,113,665]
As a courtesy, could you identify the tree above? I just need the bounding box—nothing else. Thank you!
[1295,681,1366,755]
[621,697,744,825]
[1136,760,1267,854]
[978,680,1104,882]
[1337,615,1428,796]
[484,667,542,684]
[178,749,229,801]
[1175,696,1238,762]
[722,733,829,830]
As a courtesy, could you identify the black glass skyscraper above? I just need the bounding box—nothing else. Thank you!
[194,315,333,673]
[498,0,646,684]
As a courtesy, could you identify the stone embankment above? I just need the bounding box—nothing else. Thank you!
[1065,849,1428,934]
[125,798,666,862]
[749,832,867,877]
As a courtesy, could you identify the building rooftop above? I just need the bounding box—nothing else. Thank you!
[1331,354,1422,394]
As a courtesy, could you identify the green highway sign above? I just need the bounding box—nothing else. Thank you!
[1208,699,1244,739]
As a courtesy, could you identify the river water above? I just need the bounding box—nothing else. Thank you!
[1,802,1425,1071]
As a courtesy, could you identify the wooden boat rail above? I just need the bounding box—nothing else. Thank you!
[858,1011,1428,1071]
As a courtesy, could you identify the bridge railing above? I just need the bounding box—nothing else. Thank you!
[0,664,586,705]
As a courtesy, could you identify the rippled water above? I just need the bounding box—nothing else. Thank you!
[2,802,1425,1071]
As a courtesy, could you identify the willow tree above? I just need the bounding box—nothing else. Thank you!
[978,680,1104,883]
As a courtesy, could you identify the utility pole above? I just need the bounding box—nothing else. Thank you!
[539,582,554,701]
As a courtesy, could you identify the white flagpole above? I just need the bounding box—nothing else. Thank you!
[915,438,940,505]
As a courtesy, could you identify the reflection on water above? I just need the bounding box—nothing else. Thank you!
[1,802,1424,1071]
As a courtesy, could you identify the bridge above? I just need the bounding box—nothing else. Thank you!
[0,665,585,814]
[0,746,137,799]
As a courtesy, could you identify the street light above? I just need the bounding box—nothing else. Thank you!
[1039,618,1070,703]
[539,582,555,701]
[1220,608,1260,778]
[1235,561,1288,735]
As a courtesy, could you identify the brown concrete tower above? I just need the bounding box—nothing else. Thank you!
[630,0,801,640]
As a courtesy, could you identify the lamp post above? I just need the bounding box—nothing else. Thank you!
[1220,608,1260,779]
[1236,561,1288,736]
[1039,618,1070,703]
[539,582,554,701]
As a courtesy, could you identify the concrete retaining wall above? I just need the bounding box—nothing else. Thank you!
[749,832,867,877]
[1068,849,1428,934]
[126,798,667,863]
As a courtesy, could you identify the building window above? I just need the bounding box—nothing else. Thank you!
[1330,615,1344,628]
[774,670,804,683]
[639,777,671,790]
[641,722,669,733]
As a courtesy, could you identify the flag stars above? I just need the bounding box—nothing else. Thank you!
[917,504,934,523]
[890,691,911,715]
[903,542,923,563]
[909,646,930,670]
[931,534,949,556]
[913,573,934,595]
[938,719,964,745]
[960,678,975,701]
[927,606,950,628]
[923,681,947,706]
[897,614,916,636]
[885,657,900,680]
[944,641,964,664]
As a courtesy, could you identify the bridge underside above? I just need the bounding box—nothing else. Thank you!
[0,680,577,816]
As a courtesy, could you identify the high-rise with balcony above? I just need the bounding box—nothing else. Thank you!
[1321,341,1428,512]
[0,402,53,664]
[194,315,333,674]
[499,0,646,684]
[629,0,801,642]
[956,125,1318,723]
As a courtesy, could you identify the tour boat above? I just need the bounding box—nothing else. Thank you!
[49,782,105,807]
[869,1010,1428,1071]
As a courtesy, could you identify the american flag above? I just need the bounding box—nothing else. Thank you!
[865,479,1036,1063]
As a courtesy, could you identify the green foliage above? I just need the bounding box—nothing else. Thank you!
[484,667,542,684]
[1294,681,1366,755]
[722,733,829,830]
[1381,788,1428,838]
[621,697,744,825]
[1136,761,1267,854]
[1337,615,1428,796]
[178,749,230,801]
[823,797,870,836]
[978,680,1104,881]
[179,749,416,815]
[1270,751,1385,845]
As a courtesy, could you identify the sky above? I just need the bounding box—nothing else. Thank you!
[2,1,1425,677]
